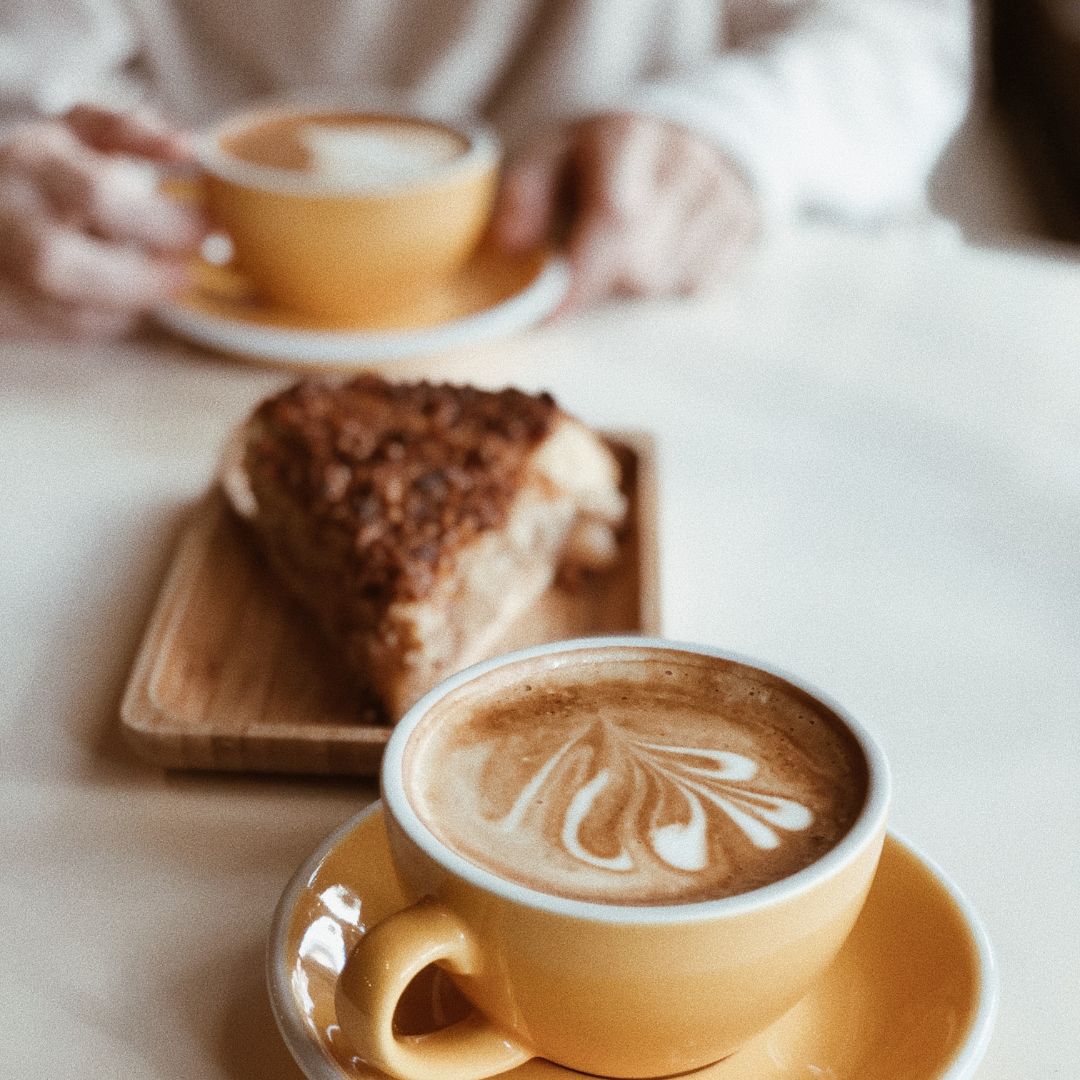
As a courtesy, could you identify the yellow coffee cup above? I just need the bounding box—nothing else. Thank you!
[195,104,500,324]
[334,637,891,1079]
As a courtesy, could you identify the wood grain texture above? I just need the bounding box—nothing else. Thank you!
[120,432,660,775]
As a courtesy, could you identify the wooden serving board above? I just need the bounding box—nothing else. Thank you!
[120,433,660,776]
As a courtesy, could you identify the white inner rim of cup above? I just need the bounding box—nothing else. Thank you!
[196,104,500,197]
[382,636,892,925]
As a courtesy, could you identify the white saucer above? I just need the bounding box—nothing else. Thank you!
[267,803,997,1080]
[154,250,569,369]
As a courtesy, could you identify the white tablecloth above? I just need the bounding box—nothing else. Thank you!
[1,222,1077,1078]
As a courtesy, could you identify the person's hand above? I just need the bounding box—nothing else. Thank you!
[492,112,761,313]
[0,104,205,340]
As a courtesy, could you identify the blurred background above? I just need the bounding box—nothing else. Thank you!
[943,0,1080,244]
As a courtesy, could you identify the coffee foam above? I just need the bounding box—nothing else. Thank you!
[405,650,868,905]
[218,111,468,188]
[301,124,465,185]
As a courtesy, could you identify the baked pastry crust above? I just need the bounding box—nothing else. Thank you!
[223,376,626,718]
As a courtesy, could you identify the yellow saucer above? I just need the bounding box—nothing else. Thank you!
[154,248,569,369]
[267,804,996,1080]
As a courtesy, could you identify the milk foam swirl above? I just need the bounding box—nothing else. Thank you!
[408,657,867,904]
[494,719,813,876]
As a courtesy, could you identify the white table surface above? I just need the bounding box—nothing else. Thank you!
[1,219,1077,1079]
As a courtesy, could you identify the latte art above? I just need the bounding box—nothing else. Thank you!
[496,722,814,877]
[218,110,468,184]
[406,651,868,904]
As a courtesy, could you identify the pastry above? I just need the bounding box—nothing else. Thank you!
[222,375,626,718]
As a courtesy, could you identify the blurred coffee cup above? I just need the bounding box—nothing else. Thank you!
[194,104,500,323]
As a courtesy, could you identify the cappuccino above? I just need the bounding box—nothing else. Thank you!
[198,106,498,321]
[405,647,868,905]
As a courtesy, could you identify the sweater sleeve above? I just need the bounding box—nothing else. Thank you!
[628,0,972,225]
[0,0,143,132]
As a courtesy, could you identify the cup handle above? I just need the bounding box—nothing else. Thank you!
[334,898,533,1080]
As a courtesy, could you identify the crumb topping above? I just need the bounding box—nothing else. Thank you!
[245,375,558,604]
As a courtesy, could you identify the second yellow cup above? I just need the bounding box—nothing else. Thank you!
[195,104,500,324]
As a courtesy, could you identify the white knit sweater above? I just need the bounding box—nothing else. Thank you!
[0,0,971,224]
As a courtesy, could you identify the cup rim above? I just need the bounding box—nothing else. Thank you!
[195,100,500,198]
[382,635,892,925]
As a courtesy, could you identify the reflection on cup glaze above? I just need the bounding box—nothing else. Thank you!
[293,884,366,1019]
[495,719,813,877]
